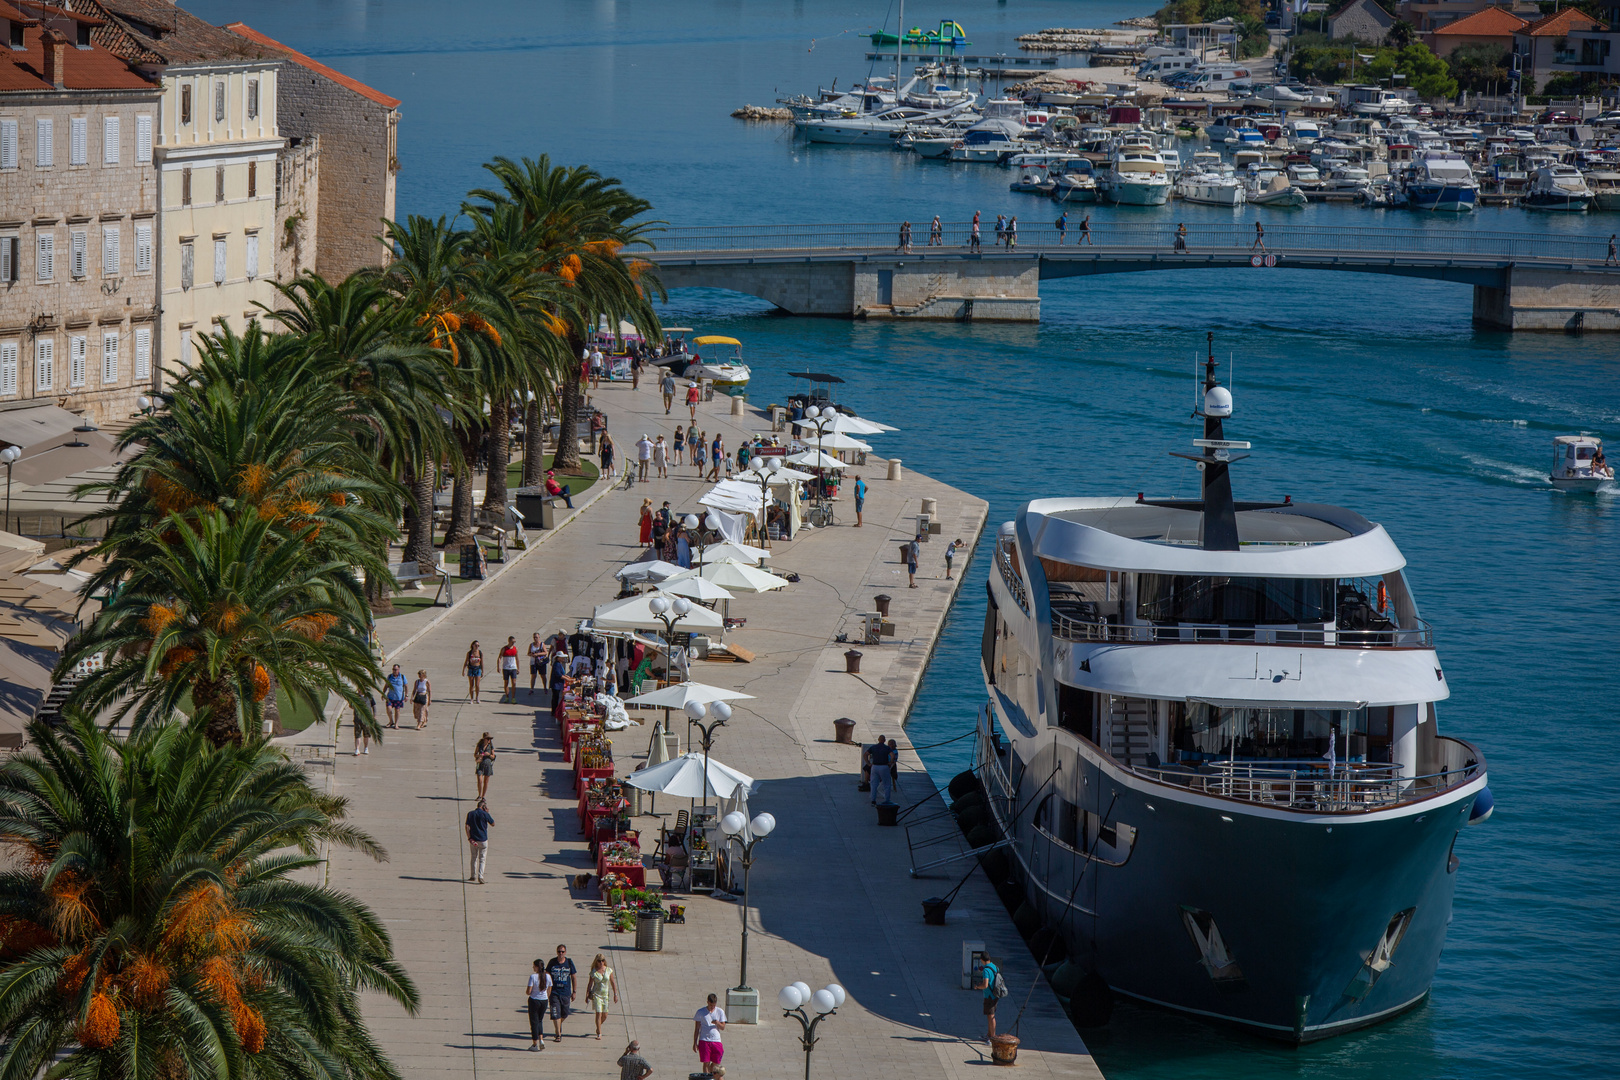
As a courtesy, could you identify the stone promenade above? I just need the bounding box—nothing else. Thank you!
[312,377,1103,1079]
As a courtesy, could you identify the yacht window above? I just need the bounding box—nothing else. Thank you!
[1173,703,1371,759]
[1137,574,1334,625]
[1057,683,1095,742]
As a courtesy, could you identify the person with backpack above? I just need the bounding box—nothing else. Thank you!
[1055,211,1068,246]
[975,954,1007,1042]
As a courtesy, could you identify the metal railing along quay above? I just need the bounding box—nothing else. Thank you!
[645,222,1620,267]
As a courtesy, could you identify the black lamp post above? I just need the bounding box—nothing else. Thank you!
[1,445,20,533]
[719,809,775,992]
[778,982,846,1080]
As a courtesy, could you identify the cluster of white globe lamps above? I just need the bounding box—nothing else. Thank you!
[778,980,846,1015]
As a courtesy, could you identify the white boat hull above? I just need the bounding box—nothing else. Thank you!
[1177,182,1246,207]
[1100,179,1172,206]
[1550,475,1613,491]
[795,122,901,146]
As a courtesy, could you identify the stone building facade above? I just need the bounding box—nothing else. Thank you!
[225,23,398,281]
[0,3,161,426]
[1329,0,1396,43]
[273,134,318,282]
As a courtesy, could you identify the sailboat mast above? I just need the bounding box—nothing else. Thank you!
[895,0,904,93]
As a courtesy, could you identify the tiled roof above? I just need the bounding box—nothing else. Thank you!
[79,0,278,65]
[0,1,38,24]
[1520,7,1608,35]
[0,22,152,91]
[1433,6,1530,34]
[224,22,401,109]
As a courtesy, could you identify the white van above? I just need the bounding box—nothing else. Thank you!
[1137,53,1200,80]
[1183,68,1251,92]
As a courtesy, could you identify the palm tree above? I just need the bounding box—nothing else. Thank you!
[0,714,418,1078]
[468,156,666,473]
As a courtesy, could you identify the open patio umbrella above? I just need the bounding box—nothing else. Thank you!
[616,559,685,584]
[591,591,725,632]
[806,431,872,454]
[793,413,893,436]
[625,752,756,801]
[786,449,844,470]
[696,558,790,594]
[695,541,768,566]
[625,682,755,710]
[663,576,735,603]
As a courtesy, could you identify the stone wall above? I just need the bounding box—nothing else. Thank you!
[273,68,396,281]
[1474,269,1620,330]
[0,88,162,427]
[275,135,320,282]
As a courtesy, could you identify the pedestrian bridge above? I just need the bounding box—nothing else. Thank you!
[641,223,1620,330]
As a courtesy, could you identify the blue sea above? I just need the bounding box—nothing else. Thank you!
[191,1,1620,1075]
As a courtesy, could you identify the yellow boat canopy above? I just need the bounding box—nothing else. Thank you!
[693,336,742,346]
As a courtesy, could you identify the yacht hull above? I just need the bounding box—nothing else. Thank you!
[796,122,901,146]
[1521,193,1592,211]
[1100,180,1172,206]
[1405,184,1476,212]
[973,706,1486,1043]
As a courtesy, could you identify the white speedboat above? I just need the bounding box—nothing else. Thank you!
[1010,166,1055,195]
[1580,169,1620,210]
[1176,166,1246,207]
[1245,168,1309,207]
[1521,165,1593,211]
[796,102,973,146]
[687,335,751,396]
[1549,435,1613,491]
[948,118,1029,162]
[1051,162,1099,203]
[1097,140,1172,206]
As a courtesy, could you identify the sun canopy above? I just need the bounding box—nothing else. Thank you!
[693,336,741,346]
[793,414,894,436]
[803,431,872,453]
[787,372,846,383]
[787,449,844,470]
[690,558,790,594]
[615,559,686,584]
[590,591,725,632]
[663,576,735,602]
[625,752,757,800]
[697,541,769,566]
[625,681,755,709]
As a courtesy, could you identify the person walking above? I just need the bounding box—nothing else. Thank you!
[687,426,701,470]
[661,370,676,414]
[499,635,520,702]
[411,669,431,729]
[994,214,1006,247]
[599,432,616,480]
[1252,220,1266,253]
[546,945,578,1042]
[526,960,552,1051]
[975,953,1005,1043]
[654,435,669,479]
[869,735,895,805]
[352,692,375,756]
[707,433,724,482]
[636,434,654,482]
[1055,210,1068,245]
[589,347,604,389]
[673,424,686,465]
[549,649,570,720]
[693,993,726,1075]
[631,352,642,390]
[853,473,867,527]
[638,498,654,544]
[897,220,912,253]
[944,537,961,579]
[529,632,547,695]
[465,797,493,884]
[929,215,942,246]
[906,534,920,588]
[384,663,407,728]
[1609,233,1618,266]
[473,732,496,799]
[618,1040,653,1079]
[462,641,484,704]
[969,211,982,252]
[692,430,707,476]
[1174,222,1188,252]
[1079,214,1092,245]
[587,953,619,1040]
[1007,216,1018,249]
[686,381,702,422]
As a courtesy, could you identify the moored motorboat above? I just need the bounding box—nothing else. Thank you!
[1522,165,1593,211]
[1097,140,1172,206]
[1549,435,1613,491]
[687,335,751,396]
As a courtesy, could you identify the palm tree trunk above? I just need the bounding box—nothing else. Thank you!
[443,426,481,547]
[403,461,436,567]
[482,398,510,513]
[555,369,583,472]
[522,400,545,488]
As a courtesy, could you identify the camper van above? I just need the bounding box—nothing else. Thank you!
[1137,51,1200,80]
[1183,67,1252,93]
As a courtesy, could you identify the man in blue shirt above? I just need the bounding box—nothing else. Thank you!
[853,474,867,528]
[545,945,578,1042]
[975,954,1002,1043]
[465,798,494,884]
[869,736,895,806]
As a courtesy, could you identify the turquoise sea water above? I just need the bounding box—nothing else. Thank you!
[192,1,1620,1075]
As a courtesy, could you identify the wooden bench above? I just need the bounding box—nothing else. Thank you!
[390,558,454,608]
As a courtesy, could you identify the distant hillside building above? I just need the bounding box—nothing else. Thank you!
[1329,0,1396,44]
[1511,7,1614,90]
[1424,6,1529,56]
[225,23,398,281]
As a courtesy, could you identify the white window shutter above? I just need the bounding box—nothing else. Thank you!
[136,115,152,160]
[134,327,151,380]
[214,238,226,284]
[70,337,86,387]
[70,118,86,164]
[71,231,85,279]
[246,234,259,279]
[102,333,118,384]
[35,338,52,390]
[37,234,53,281]
[180,243,193,290]
[0,342,16,397]
[36,118,52,167]
[0,120,16,169]
[135,223,152,272]
[103,116,119,164]
[103,228,119,275]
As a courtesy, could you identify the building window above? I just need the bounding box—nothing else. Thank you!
[35,118,52,167]
[180,241,193,290]
[103,115,119,165]
[0,120,16,170]
[134,223,152,272]
[70,117,86,164]
[0,341,16,397]
[215,165,224,203]
[102,332,118,384]
[245,233,259,279]
[35,338,52,391]
[70,230,86,279]
[0,235,16,282]
[134,326,150,380]
[181,167,191,205]
[103,227,119,275]
[8,22,22,50]
[70,336,86,387]
[214,238,226,285]
[214,81,225,123]
[136,115,151,161]
[36,233,54,281]
[247,160,256,198]
[247,79,259,119]
[180,84,192,125]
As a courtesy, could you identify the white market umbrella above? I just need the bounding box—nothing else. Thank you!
[698,558,790,594]
[663,575,735,603]
[626,681,755,709]
[591,591,725,632]
[696,541,768,566]
[793,413,893,436]
[616,559,685,584]
[787,449,844,470]
[626,752,756,801]
[807,431,873,453]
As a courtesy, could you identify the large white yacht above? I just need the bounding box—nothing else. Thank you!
[962,340,1492,1043]
[1096,139,1172,206]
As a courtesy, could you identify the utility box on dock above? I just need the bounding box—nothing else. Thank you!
[962,940,987,990]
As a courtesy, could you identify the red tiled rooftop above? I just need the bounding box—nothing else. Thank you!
[223,22,401,109]
[1520,7,1607,35]
[0,23,151,92]
[1433,6,1529,34]
[0,1,38,24]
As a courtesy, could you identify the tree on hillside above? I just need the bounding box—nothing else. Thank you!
[1446,42,1512,94]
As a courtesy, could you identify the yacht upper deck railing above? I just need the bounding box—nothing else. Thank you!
[1049,609,1433,648]
[1130,754,1480,812]
[996,544,1030,614]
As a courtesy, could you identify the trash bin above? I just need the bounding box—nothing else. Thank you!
[876,802,900,826]
[844,649,862,674]
[873,594,892,617]
[635,910,665,952]
[921,897,951,925]
[834,717,857,744]
[512,487,555,530]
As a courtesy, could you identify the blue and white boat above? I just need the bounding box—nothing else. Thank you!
[964,340,1491,1043]
[1403,151,1477,212]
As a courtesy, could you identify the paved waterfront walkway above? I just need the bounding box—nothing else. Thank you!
[312,379,1102,1079]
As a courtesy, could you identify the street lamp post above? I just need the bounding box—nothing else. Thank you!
[778,982,846,1080]
[800,406,839,519]
[719,810,775,994]
[681,511,722,565]
[746,455,783,546]
[647,593,693,682]
[1,445,20,534]
[684,698,731,812]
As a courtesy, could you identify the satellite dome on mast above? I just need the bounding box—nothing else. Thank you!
[1204,385,1233,418]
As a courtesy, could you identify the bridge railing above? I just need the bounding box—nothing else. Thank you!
[647,223,1617,264]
